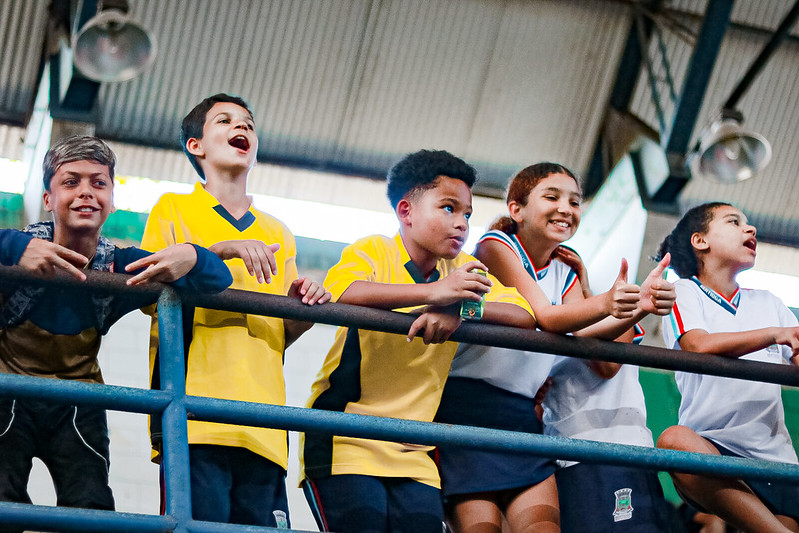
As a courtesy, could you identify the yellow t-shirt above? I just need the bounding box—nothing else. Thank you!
[301,233,533,487]
[141,182,297,469]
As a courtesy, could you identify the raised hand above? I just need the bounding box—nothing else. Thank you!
[288,277,331,305]
[427,261,492,307]
[639,253,676,316]
[553,245,591,297]
[210,240,280,283]
[125,243,197,285]
[18,238,88,280]
[604,258,640,319]
[407,308,462,344]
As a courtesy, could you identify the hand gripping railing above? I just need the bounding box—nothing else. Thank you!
[1,266,798,532]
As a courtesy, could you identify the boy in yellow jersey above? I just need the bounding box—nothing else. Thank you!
[301,149,536,533]
[141,94,329,528]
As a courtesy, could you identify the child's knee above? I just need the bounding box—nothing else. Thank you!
[656,425,697,450]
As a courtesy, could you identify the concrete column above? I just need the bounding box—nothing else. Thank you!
[22,63,94,225]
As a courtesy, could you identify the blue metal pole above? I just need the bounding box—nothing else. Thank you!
[182,396,799,484]
[0,501,175,532]
[0,372,172,413]
[157,288,192,532]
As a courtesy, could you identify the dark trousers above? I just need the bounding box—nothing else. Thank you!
[303,474,445,533]
[0,398,114,510]
[181,444,290,527]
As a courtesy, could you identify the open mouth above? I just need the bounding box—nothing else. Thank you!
[74,206,98,213]
[551,220,570,229]
[228,135,250,151]
[744,238,757,252]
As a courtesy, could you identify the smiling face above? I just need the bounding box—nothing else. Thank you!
[399,175,472,271]
[692,204,757,273]
[43,160,115,237]
[186,102,258,179]
[510,172,582,249]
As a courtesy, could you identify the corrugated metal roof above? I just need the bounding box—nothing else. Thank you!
[629,3,799,247]
[0,0,48,125]
[0,0,797,250]
[93,0,630,194]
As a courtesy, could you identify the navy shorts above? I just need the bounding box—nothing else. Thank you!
[180,444,289,527]
[434,377,556,497]
[693,440,799,521]
[556,463,670,533]
[0,398,114,510]
[303,474,445,533]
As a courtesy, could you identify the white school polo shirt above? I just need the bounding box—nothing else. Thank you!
[449,230,578,399]
[662,277,798,464]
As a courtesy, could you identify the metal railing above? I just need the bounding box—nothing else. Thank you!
[1,266,798,532]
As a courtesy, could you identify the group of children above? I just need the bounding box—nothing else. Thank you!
[1,92,797,533]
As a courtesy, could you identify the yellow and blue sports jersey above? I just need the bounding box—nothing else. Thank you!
[301,233,533,488]
[141,182,298,469]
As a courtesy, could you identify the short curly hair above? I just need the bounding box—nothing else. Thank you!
[180,93,253,181]
[656,202,732,278]
[386,149,477,209]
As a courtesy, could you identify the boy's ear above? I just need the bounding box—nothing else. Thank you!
[396,198,412,226]
[42,189,54,213]
[690,232,709,252]
[186,137,204,157]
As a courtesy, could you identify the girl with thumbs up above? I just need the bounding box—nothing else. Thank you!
[435,163,676,533]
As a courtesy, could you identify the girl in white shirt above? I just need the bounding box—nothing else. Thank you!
[659,202,799,532]
[436,163,675,533]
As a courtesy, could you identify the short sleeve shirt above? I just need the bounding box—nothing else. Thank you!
[662,277,798,464]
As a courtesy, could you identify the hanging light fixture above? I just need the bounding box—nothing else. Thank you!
[72,0,156,82]
[694,109,771,184]
[690,0,799,184]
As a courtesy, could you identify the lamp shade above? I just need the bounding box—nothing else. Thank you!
[696,118,771,184]
[72,9,156,82]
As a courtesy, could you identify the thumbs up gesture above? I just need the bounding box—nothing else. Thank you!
[639,253,676,316]
[605,258,641,319]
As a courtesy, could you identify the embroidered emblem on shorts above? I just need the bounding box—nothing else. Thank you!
[613,488,633,522]
[273,510,288,529]
[766,344,780,356]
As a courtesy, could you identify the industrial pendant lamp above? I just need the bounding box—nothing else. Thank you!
[72,0,156,82]
[695,109,771,184]
[691,0,799,184]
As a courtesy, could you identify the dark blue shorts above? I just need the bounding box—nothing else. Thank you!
[556,463,670,533]
[179,444,289,527]
[0,398,114,510]
[696,440,799,521]
[303,474,445,533]
[434,377,556,497]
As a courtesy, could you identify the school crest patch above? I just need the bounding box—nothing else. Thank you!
[273,510,288,529]
[613,488,633,522]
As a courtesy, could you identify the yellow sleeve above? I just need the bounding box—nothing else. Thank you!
[322,237,380,302]
[140,196,178,252]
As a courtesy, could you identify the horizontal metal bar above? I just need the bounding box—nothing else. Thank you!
[0,501,175,532]
[185,288,799,388]
[182,395,799,484]
[0,372,173,414]
[2,266,797,388]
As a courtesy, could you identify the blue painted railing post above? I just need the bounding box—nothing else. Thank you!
[157,288,192,532]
